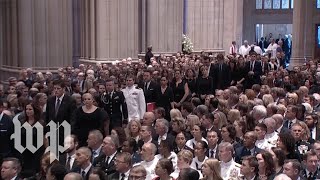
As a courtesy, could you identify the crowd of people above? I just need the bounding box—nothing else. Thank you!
[0,40,320,180]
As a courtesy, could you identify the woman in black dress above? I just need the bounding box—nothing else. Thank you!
[184,68,197,97]
[18,102,46,178]
[196,66,213,101]
[171,69,190,108]
[71,93,108,147]
[156,76,174,121]
[231,56,246,86]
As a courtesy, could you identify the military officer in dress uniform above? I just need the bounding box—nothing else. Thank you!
[300,150,320,180]
[122,75,146,122]
[101,79,128,130]
[219,142,241,179]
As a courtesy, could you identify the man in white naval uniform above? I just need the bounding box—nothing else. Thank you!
[135,142,159,179]
[219,142,241,179]
[122,75,146,122]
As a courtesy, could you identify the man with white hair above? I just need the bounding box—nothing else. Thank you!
[273,114,290,134]
[239,40,251,56]
[274,173,292,180]
[137,143,159,179]
[153,118,175,147]
[252,105,267,123]
[264,117,279,146]
[219,142,241,179]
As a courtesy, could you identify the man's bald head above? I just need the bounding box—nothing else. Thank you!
[143,112,155,126]
[64,173,83,180]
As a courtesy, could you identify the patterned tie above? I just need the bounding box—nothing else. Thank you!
[210,150,214,158]
[121,173,125,180]
[66,156,71,171]
[81,170,86,178]
[55,98,61,117]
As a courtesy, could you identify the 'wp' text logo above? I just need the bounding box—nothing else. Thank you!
[10,117,71,163]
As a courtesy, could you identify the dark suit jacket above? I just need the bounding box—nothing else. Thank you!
[107,172,122,180]
[71,165,93,180]
[212,63,231,90]
[101,91,128,127]
[152,133,175,148]
[245,60,263,87]
[138,81,158,103]
[0,113,14,157]
[300,169,320,180]
[235,146,262,164]
[93,153,117,175]
[45,94,76,124]
[58,153,79,172]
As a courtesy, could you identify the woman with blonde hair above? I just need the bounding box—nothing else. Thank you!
[126,119,141,143]
[227,109,241,124]
[238,94,248,105]
[201,159,223,180]
[262,94,274,107]
[170,108,183,120]
[213,111,228,130]
[186,115,201,132]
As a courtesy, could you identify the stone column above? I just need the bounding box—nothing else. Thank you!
[304,0,313,60]
[186,0,225,53]
[289,0,306,69]
[86,0,139,62]
[223,0,244,53]
[145,0,183,54]
[0,0,73,82]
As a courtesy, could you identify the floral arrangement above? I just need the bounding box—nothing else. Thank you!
[182,34,193,54]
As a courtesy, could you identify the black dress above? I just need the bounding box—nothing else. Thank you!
[71,107,107,147]
[155,86,174,120]
[171,80,187,103]
[18,120,45,178]
[196,76,213,96]
[185,78,197,95]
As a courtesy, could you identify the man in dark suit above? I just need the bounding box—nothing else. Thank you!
[93,136,118,176]
[145,46,153,66]
[300,150,320,180]
[138,125,158,150]
[206,130,219,159]
[213,53,231,90]
[59,135,79,172]
[46,80,76,146]
[46,79,76,124]
[0,100,14,161]
[235,131,262,164]
[240,156,259,180]
[87,130,104,163]
[72,147,93,180]
[108,152,132,180]
[138,70,158,105]
[152,119,175,148]
[1,157,22,180]
[245,52,263,89]
[101,79,128,130]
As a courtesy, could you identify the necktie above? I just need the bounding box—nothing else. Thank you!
[251,62,254,71]
[220,64,222,72]
[144,82,148,91]
[288,121,293,129]
[105,156,110,166]
[66,156,71,171]
[121,173,125,180]
[210,150,214,158]
[81,170,86,178]
[55,98,61,117]
[308,172,312,180]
